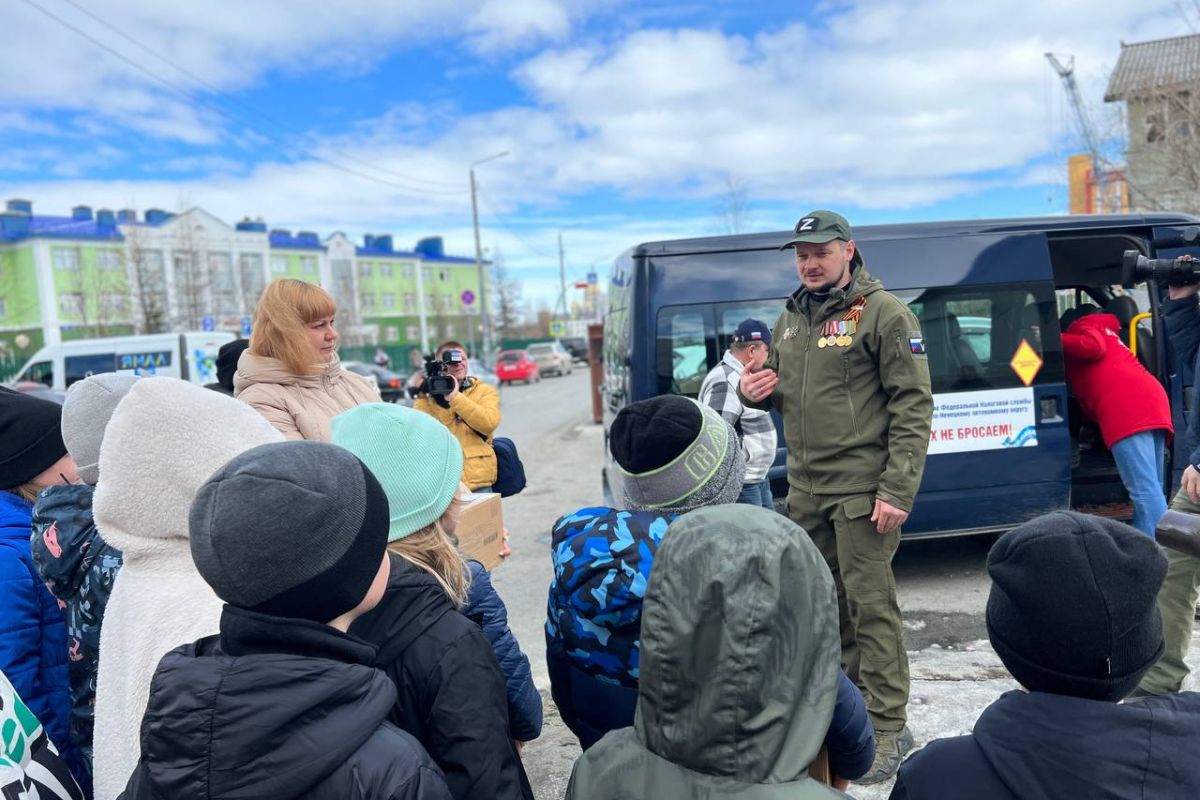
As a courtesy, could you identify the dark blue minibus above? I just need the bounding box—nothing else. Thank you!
[600,214,1200,538]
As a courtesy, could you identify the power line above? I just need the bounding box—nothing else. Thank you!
[19,0,467,196]
[54,0,464,191]
[476,186,556,259]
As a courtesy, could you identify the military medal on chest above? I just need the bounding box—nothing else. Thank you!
[818,297,866,348]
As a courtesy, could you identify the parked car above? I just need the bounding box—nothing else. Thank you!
[561,337,589,363]
[342,360,407,403]
[527,341,573,377]
[469,358,501,390]
[494,350,541,385]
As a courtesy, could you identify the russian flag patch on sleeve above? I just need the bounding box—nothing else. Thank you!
[907,331,927,358]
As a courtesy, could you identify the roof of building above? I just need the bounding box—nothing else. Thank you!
[268,230,326,251]
[1105,33,1200,101]
[0,214,128,243]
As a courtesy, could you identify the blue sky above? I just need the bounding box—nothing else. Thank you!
[0,0,1188,307]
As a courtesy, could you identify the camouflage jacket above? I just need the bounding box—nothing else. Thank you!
[31,484,122,777]
[545,507,675,687]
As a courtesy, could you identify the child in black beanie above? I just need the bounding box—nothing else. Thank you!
[891,511,1200,800]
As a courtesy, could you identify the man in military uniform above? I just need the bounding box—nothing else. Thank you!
[739,210,933,784]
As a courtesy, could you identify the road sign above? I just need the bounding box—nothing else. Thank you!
[202,315,215,332]
[241,316,253,336]
[549,321,565,336]
[461,290,475,306]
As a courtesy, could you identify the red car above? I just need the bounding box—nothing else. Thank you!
[495,350,541,385]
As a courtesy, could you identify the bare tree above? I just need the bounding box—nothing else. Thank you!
[714,173,751,235]
[490,251,522,342]
[59,245,126,337]
[123,224,169,333]
[171,218,211,330]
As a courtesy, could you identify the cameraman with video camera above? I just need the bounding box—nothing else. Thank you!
[1127,249,1200,698]
[412,341,501,491]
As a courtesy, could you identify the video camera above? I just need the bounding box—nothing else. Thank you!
[1120,226,1200,288]
[413,349,465,408]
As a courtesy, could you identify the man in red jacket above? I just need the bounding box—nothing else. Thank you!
[1061,304,1172,537]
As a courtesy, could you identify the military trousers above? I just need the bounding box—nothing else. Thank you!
[787,487,909,732]
[1138,487,1200,696]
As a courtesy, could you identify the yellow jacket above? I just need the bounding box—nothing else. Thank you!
[414,380,501,489]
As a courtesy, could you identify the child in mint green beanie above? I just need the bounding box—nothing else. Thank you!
[332,404,543,749]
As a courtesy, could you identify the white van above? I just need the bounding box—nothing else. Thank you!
[10,331,236,393]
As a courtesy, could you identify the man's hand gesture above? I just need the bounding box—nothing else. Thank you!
[740,367,778,404]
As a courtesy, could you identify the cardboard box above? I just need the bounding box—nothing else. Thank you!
[457,492,505,570]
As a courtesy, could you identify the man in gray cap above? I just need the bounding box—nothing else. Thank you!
[738,210,933,784]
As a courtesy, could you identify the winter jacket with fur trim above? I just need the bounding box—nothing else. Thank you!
[0,491,82,789]
[234,351,379,441]
[91,379,283,800]
[31,482,122,794]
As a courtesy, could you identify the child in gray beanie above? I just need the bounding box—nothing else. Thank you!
[30,372,137,795]
[119,440,452,800]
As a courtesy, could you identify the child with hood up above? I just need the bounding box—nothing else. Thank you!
[31,373,138,795]
[90,378,283,800]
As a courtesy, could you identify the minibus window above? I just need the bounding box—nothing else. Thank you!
[21,361,53,387]
[656,306,712,397]
[65,353,117,387]
[896,284,1064,394]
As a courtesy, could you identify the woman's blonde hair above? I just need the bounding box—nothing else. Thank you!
[5,484,40,504]
[249,279,337,376]
[387,518,471,608]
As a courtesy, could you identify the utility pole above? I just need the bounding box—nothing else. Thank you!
[1046,53,1112,213]
[557,231,567,326]
[470,150,508,363]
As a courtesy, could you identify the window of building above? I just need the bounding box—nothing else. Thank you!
[382,293,396,309]
[444,323,456,337]
[240,254,265,307]
[422,267,433,283]
[386,326,400,342]
[101,292,128,314]
[424,295,434,310]
[0,296,6,317]
[438,269,450,282]
[405,325,419,341]
[401,264,413,279]
[300,256,317,274]
[380,263,394,278]
[403,293,415,310]
[271,255,287,274]
[359,262,373,278]
[361,293,376,310]
[53,247,81,270]
[97,249,123,271]
[210,253,236,313]
[59,292,85,317]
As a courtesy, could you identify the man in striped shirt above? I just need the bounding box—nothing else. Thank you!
[699,318,779,509]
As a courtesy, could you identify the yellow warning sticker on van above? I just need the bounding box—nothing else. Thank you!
[1009,340,1042,386]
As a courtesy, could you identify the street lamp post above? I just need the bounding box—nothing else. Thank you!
[470,150,509,363]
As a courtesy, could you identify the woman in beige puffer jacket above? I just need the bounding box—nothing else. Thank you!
[235,279,380,441]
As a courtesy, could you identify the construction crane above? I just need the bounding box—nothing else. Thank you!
[1045,52,1116,213]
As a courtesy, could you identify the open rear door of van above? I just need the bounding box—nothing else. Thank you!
[861,231,1070,537]
[181,332,235,386]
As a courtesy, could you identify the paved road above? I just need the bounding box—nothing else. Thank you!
[485,370,1199,799]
